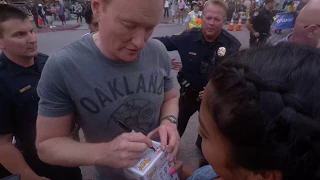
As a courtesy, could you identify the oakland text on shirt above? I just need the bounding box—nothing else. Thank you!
[79,73,164,115]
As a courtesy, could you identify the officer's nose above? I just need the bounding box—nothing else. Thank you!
[131,29,147,50]
[28,31,37,43]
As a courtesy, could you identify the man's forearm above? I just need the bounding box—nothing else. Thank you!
[0,144,39,178]
[160,96,179,118]
[37,137,101,167]
[246,22,256,34]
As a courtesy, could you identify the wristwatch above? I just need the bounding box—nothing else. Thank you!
[161,115,178,125]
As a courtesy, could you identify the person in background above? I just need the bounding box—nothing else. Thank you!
[0,5,83,180]
[275,0,320,48]
[170,0,177,22]
[246,0,275,47]
[155,0,241,151]
[74,2,83,23]
[177,0,187,23]
[43,1,55,28]
[28,1,41,28]
[285,0,294,12]
[38,4,48,26]
[185,1,202,30]
[55,0,66,26]
[174,42,320,180]
[164,0,170,18]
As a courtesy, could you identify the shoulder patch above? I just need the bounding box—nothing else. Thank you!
[253,12,259,16]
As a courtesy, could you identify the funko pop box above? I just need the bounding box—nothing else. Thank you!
[123,141,179,180]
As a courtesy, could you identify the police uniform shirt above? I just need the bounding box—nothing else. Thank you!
[249,7,274,34]
[0,52,47,155]
[155,28,241,91]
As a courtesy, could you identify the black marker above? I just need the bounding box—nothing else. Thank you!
[116,120,156,152]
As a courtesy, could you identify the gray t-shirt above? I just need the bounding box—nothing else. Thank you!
[37,34,174,179]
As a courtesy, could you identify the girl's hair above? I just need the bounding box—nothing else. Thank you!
[208,43,320,180]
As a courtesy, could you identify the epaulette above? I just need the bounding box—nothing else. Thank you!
[221,29,241,47]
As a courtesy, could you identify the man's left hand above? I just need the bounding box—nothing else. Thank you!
[147,120,180,161]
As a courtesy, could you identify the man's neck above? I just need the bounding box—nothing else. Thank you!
[93,32,117,61]
[203,34,218,43]
[202,30,220,43]
[3,52,35,67]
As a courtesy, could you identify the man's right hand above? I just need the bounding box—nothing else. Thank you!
[93,132,153,168]
[253,32,260,37]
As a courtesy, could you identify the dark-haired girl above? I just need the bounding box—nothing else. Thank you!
[174,42,320,180]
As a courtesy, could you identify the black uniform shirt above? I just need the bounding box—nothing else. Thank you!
[249,7,274,34]
[155,28,241,91]
[43,5,52,16]
[28,5,38,16]
[0,53,47,155]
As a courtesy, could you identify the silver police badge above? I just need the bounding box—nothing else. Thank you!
[217,47,226,57]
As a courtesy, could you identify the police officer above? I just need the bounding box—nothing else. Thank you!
[0,5,82,180]
[185,1,202,30]
[246,0,275,47]
[155,0,241,147]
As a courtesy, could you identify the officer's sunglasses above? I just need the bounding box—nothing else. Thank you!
[304,24,320,28]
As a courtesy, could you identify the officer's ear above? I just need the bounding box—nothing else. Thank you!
[305,24,318,39]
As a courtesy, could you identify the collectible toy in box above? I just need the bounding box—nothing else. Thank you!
[124,141,179,180]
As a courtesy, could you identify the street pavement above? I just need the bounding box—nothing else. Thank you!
[35,19,289,180]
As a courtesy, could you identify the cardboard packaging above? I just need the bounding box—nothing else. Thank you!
[124,141,179,180]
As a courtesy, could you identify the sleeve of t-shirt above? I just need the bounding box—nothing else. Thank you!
[164,55,174,92]
[0,92,13,134]
[185,13,191,23]
[37,54,75,117]
[153,40,174,92]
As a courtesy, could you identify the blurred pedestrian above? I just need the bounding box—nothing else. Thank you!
[28,1,41,28]
[177,0,186,23]
[55,0,66,25]
[43,1,55,28]
[74,2,83,23]
[164,0,170,18]
[170,0,177,22]
[38,4,49,25]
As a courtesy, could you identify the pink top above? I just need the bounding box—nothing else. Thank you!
[178,0,186,9]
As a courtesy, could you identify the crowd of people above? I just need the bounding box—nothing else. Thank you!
[0,0,320,180]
